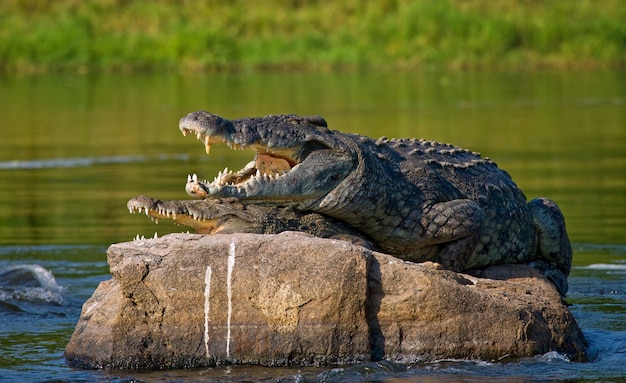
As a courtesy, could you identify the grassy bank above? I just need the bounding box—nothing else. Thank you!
[0,0,624,73]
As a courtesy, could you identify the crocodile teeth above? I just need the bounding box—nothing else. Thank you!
[204,135,211,154]
[227,142,242,150]
[192,174,199,183]
[243,160,256,171]
[154,232,158,239]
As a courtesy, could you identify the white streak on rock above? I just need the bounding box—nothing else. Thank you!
[226,241,236,358]
[203,265,212,359]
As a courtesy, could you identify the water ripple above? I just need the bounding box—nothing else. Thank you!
[573,243,626,255]
[0,154,190,170]
[579,263,626,271]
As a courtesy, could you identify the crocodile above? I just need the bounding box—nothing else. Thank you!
[176,111,572,295]
[127,195,371,247]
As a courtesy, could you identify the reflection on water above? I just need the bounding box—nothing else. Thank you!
[0,71,624,381]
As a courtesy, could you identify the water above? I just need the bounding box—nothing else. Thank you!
[0,71,624,382]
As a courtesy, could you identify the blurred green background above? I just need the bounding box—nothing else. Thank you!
[1,0,624,73]
[0,3,624,381]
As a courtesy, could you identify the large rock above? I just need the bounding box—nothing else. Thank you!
[64,232,586,369]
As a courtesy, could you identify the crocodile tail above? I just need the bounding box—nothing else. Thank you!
[528,198,573,295]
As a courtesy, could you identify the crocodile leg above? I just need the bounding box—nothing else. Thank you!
[528,197,572,275]
[399,199,484,270]
[527,197,572,295]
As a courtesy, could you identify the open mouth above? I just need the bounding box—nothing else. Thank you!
[180,127,306,198]
[128,195,229,234]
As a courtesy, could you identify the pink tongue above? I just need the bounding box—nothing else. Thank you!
[254,154,292,175]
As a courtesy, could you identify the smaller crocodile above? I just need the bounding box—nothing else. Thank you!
[127,195,372,247]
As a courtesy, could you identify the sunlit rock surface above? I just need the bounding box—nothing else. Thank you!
[64,232,586,369]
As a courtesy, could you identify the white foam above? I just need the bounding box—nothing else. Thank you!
[0,264,64,305]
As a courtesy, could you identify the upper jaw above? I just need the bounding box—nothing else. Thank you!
[180,121,232,155]
[179,111,305,160]
[180,111,306,167]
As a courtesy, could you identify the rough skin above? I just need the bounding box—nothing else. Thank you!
[151,111,573,295]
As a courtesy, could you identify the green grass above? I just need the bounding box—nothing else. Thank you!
[0,0,624,73]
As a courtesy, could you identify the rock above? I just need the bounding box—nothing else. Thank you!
[64,232,587,370]
[65,232,371,369]
[368,258,587,362]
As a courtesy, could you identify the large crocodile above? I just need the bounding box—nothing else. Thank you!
[173,111,572,294]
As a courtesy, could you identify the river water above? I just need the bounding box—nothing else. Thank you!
[0,71,624,382]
